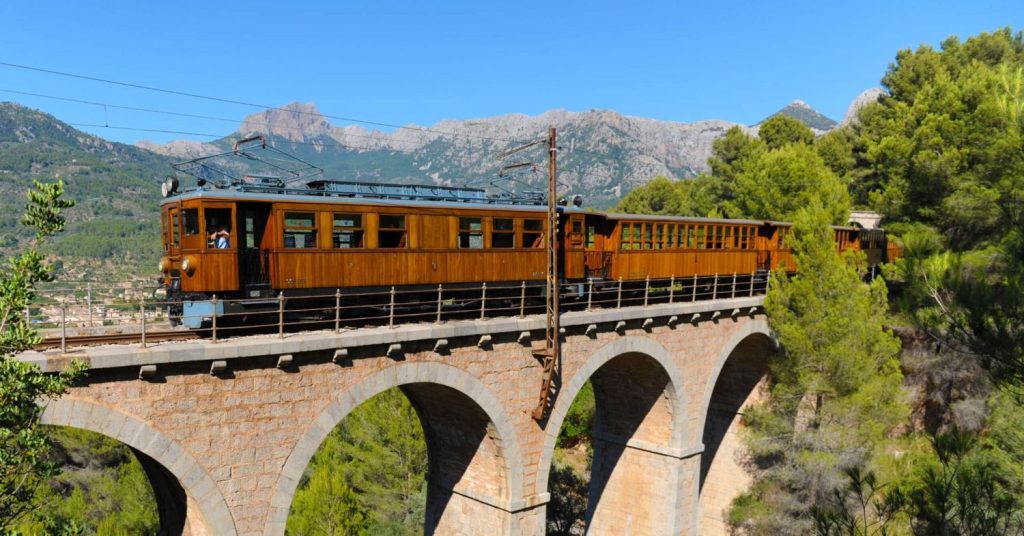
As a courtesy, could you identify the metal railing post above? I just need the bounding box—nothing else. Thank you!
[731,273,737,299]
[60,301,66,353]
[692,274,698,302]
[388,286,396,328]
[519,281,526,318]
[210,295,217,344]
[480,282,487,320]
[140,296,147,348]
[669,275,675,303]
[436,284,444,324]
[87,283,93,327]
[334,289,341,333]
[278,292,285,339]
[750,272,756,297]
[617,277,623,309]
[24,305,30,326]
[644,276,650,307]
[712,274,719,300]
[586,278,593,311]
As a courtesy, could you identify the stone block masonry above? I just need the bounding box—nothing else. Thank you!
[28,296,776,536]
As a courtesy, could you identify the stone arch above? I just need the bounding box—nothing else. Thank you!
[696,318,776,535]
[539,335,689,535]
[266,361,525,536]
[41,397,236,536]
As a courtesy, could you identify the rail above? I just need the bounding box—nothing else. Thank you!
[31,271,771,352]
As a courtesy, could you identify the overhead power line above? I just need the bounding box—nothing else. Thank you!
[1,88,429,147]
[0,60,525,144]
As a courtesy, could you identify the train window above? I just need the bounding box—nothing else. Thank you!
[492,218,515,248]
[333,214,364,248]
[378,215,407,248]
[182,209,200,236]
[654,224,664,250]
[524,219,544,248]
[629,223,641,250]
[284,212,318,249]
[586,225,596,249]
[642,224,653,249]
[171,211,180,247]
[205,208,232,248]
[697,225,706,249]
[459,217,484,249]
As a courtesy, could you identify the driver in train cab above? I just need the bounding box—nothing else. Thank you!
[209,224,231,249]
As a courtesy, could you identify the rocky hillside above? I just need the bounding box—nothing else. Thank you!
[757,99,838,131]
[141,103,757,207]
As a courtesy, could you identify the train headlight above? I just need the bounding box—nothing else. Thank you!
[181,256,197,275]
[158,256,170,272]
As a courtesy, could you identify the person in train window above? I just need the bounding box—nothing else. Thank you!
[209,224,231,249]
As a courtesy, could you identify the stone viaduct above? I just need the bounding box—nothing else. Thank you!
[22,294,776,536]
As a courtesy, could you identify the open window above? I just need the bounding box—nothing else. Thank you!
[523,219,544,248]
[459,217,484,249]
[205,208,233,249]
[378,215,407,249]
[492,218,515,248]
[333,213,364,248]
[284,212,318,249]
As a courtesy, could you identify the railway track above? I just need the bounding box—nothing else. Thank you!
[36,331,198,350]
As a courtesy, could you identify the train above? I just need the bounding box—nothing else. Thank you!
[155,173,900,329]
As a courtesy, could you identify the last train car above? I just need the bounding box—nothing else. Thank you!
[157,179,568,327]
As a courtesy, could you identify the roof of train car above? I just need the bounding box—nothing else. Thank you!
[160,187,876,232]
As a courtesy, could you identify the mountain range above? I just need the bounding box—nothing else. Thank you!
[0,96,861,276]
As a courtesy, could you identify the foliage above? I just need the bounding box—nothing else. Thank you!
[13,427,159,535]
[555,381,595,448]
[728,143,850,224]
[287,388,427,535]
[810,467,905,536]
[0,180,85,531]
[546,461,589,536]
[730,204,905,534]
[759,114,816,150]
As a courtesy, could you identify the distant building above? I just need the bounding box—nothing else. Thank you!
[849,210,884,229]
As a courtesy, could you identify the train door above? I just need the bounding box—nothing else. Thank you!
[563,214,586,279]
[583,214,611,279]
[238,203,271,295]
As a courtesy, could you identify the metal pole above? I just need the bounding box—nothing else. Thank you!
[731,273,737,299]
[140,297,147,348]
[278,292,284,339]
[87,282,93,327]
[712,274,718,300]
[436,284,444,324]
[389,286,396,328]
[617,277,623,309]
[644,276,650,307]
[480,282,487,320]
[519,281,526,318]
[532,127,560,422]
[334,289,341,333]
[750,272,755,297]
[210,295,217,344]
[669,275,675,303]
[24,304,30,327]
[692,274,698,302]
[586,278,593,311]
[60,301,67,353]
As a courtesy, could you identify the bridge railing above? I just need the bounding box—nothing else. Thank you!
[30,271,771,350]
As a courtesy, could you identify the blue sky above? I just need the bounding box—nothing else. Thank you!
[0,0,1021,144]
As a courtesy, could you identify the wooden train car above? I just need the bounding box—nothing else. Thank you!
[157,178,899,328]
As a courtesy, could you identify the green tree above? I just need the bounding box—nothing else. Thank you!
[708,125,766,182]
[0,180,84,531]
[728,144,851,224]
[287,388,427,535]
[759,114,815,150]
[730,204,905,534]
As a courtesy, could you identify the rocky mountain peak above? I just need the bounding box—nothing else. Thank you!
[239,102,331,142]
[757,99,837,131]
[839,88,886,128]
